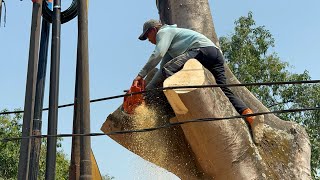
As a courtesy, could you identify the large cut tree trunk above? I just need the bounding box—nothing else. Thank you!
[163,59,267,179]
[101,0,311,179]
[163,59,311,179]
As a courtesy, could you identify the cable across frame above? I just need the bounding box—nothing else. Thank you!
[1,80,319,142]
[1,79,319,115]
[1,106,319,142]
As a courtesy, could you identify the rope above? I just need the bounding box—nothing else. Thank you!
[1,106,319,142]
[1,79,319,115]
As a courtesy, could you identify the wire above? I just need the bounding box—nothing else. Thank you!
[1,79,319,115]
[1,106,319,142]
[42,0,78,24]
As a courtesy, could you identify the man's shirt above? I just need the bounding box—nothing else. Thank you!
[138,24,217,78]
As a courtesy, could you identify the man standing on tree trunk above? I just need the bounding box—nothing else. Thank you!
[134,19,257,127]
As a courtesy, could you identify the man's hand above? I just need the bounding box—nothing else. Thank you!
[133,75,143,86]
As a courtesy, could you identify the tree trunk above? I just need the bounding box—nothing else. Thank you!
[163,59,266,179]
[101,0,311,179]
[159,0,311,179]
[163,59,311,179]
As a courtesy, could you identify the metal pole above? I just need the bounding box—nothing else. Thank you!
[45,0,61,179]
[28,18,50,180]
[69,44,81,180]
[17,1,42,179]
[78,0,92,179]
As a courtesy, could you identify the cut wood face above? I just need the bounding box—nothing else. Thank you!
[164,59,206,94]
[163,89,189,115]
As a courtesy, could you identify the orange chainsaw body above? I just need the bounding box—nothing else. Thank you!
[123,79,146,114]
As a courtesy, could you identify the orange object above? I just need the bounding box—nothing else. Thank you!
[242,108,255,125]
[123,79,146,114]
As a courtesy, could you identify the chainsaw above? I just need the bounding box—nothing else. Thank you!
[122,79,146,114]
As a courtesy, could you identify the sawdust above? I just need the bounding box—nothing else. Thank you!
[129,104,171,173]
[131,159,180,180]
[257,124,295,179]
[127,104,200,179]
[131,103,158,129]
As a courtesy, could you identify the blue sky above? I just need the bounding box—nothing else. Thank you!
[0,0,319,179]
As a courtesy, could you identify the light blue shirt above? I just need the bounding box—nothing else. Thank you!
[138,24,217,78]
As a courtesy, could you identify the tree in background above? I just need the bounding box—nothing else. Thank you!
[0,111,21,179]
[0,110,69,179]
[102,174,115,180]
[220,12,319,179]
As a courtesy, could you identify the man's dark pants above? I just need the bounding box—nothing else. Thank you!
[146,46,248,114]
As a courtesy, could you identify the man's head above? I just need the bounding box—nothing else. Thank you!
[138,19,162,44]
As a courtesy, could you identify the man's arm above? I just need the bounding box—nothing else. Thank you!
[138,30,175,78]
[138,47,163,78]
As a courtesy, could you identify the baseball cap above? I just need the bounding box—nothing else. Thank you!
[138,19,162,40]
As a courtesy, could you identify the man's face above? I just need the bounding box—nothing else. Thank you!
[146,28,157,45]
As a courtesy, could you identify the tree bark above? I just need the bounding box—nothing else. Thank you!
[101,0,311,179]
[164,59,268,179]
[159,0,311,179]
[163,59,312,179]
[101,68,213,179]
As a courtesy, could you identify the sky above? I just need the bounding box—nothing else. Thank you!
[0,0,319,179]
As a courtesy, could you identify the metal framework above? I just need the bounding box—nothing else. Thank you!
[17,0,93,179]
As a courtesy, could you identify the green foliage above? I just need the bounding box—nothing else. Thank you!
[220,12,320,179]
[102,174,115,180]
[37,141,69,180]
[0,110,69,179]
[0,110,21,179]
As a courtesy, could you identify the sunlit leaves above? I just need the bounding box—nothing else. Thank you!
[0,112,69,179]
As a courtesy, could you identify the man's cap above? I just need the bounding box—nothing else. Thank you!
[138,19,162,40]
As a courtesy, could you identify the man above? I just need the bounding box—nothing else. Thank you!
[134,19,256,126]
